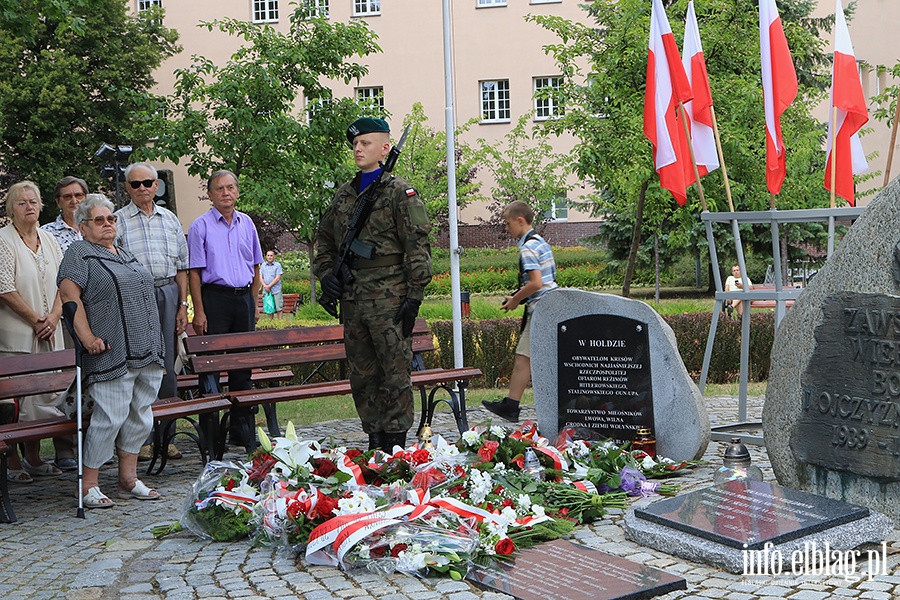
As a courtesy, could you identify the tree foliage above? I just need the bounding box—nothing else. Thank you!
[528,0,836,293]
[475,113,574,238]
[394,102,483,236]
[132,8,380,301]
[0,2,179,206]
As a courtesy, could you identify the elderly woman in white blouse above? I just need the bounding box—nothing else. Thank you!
[0,181,67,482]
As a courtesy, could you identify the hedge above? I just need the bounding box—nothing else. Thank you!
[427,312,774,387]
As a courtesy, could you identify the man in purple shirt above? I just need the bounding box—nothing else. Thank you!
[188,169,263,449]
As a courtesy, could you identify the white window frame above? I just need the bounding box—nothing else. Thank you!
[477,0,507,7]
[252,0,279,23]
[530,0,562,4]
[307,0,329,18]
[543,195,569,222]
[534,76,564,121]
[480,79,510,123]
[137,0,161,11]
[353,0,381,16]
[356,86,385,112]
[305,96,333,124]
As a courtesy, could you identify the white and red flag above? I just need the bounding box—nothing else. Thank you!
[760,0,798,195]
[682,1,719,177]
[644,0,694,205]
[824,0,869,205]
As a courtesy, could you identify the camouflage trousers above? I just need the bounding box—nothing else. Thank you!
[342,297,414,434]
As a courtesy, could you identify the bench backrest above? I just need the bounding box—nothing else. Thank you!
[0,350,76,401]
[186,318,434,375]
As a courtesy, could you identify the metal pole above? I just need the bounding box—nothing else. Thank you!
[442,0,463,369]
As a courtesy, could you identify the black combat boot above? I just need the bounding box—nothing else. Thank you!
[383,432,407,451]
[368,432,385,451]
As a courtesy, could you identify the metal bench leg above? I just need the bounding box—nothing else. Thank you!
[0,453,16,523]
[454,382,470,433]
[416,384,433,437]
[262,402,280,438]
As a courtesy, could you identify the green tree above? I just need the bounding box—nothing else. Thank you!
[0,3,179,205]
[529,0,835,295]
[135,9,380,302]
[0,0,88,42]
[475,113,574,238]
[394,102,483,237]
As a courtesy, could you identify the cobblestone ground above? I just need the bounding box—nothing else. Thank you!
[2,397,900,599]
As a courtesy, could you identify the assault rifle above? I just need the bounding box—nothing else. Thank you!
[319,125,411,318]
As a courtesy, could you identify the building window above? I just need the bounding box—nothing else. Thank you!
[253,0,279,23]
[354,0,381,16]
[543,195,568,222]
[356,86,385,112]
[302,0,329,18]
[534,76,564,120]
[481,80,510,123]
[305,96,333,124]
[137,0,161,11]
[477,0,507,7]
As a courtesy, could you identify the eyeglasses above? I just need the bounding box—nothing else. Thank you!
[82,215,118,225]
[128,179,155,189]
[58,192,86,202]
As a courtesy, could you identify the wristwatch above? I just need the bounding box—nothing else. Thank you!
[180,301,190,308]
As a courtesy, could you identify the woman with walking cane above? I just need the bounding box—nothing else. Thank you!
[57,194,165,508]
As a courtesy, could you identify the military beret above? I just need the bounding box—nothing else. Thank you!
[346,117,390,143]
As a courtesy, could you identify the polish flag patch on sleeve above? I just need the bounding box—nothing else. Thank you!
[406,188,417,197]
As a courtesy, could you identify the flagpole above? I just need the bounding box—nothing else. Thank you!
[883,89,900,188]
[708,106,734,212]
[830,105,838,208]
[678,102,707,211]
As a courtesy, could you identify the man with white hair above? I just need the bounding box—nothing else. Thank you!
[115,162,189,460]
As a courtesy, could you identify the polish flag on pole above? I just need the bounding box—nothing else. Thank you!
[682,1,719,177]
[824,0,869,206]
[759,0,798,196]
[644,0,694,205]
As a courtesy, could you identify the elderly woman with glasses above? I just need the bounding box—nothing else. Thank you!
[0,181,67,482]
[58,194,166,508]
[41,176,88,253]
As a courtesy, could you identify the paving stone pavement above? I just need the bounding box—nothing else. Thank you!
[3,397,900,599]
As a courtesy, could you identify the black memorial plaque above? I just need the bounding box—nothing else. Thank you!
[794,293,900,480]
[634,479,869,550]
[557,314,653,442]
[467,539,686,600]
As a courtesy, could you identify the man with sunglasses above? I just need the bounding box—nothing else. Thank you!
[115,162,190,461]
[41,176,88,253]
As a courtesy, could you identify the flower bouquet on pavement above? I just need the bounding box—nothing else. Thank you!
[152,461,260,542]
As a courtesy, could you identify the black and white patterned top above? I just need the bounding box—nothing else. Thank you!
[57,240,164,385]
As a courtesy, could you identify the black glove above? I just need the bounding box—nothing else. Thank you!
[321,272,344,300]
[394,298,421,338]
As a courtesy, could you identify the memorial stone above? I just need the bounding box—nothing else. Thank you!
[467,538,687,600]
[531,289,709,461]
[764,177,900,523]
[624,480,893,574]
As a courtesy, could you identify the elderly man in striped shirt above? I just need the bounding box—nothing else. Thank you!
[115,161,190,460]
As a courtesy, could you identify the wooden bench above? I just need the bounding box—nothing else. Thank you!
[0,350,231,523]
[748,285,800,310]
[256,292,303,315]
[185,318,482,459]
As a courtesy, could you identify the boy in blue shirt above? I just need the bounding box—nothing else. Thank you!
[482,200,557,422]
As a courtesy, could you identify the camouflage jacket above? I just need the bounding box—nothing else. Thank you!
[314,171,432,302]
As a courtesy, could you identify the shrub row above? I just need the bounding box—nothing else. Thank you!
[427,312,774,387]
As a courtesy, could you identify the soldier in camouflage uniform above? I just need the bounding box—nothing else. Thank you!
[314,118,432,451]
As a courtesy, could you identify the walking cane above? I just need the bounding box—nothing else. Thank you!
[61,301,86,519]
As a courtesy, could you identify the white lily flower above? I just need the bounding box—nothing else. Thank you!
[285,421,297,441]
[641,455,658,470]
[490,425,506,439]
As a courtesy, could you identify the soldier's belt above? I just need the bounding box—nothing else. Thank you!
[354,254,403,269]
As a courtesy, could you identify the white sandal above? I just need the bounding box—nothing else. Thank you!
[82,486,115,509]
[117,479,160,500]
